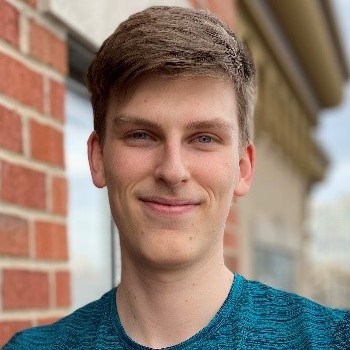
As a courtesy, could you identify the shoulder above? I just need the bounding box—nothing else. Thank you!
[332,311,350,349]
[236,274,350,348]
[3,288,116,350]
[243,275,346,319]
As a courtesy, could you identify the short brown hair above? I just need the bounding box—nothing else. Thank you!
[86,6,256,146]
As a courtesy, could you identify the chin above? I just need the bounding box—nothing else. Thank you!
[145,255,197,272]
[140,243,200,271]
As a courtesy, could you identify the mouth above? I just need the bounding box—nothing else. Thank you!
[139,196,200,216]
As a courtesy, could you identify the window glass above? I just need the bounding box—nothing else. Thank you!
[253,218,296,292]
[65,81,113,309]
[254,245,295,292]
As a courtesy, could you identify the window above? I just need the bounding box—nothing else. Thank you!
[254,245,295,291]
[65,36,120,310]
[253,218,296,292]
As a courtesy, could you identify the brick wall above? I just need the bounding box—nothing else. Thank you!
[0,0,70,346]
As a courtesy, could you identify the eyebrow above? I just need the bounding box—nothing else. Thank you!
[186,119,235,132]
[113,113,235,133]
[113,114,162,130]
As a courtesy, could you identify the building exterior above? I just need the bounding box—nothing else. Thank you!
[0,0,348,346]
[307,196,350,309]
[234,0,349,296]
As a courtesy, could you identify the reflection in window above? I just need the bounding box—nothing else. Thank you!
[254,245,295,292]
[253,218,296,292]
[65,80,116,310]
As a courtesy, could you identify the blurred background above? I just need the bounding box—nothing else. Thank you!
[0,0,349,346]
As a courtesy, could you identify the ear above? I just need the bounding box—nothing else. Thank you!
[87,131,106,188]
[234,143,255,197]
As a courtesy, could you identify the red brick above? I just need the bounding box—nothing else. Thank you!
[188,0,238,30]
[1,161,46,209]
[29,20,50,65]
[0,320,32,347]
[2,269,49,309]
[49,34,67,75]
[21,70,44,113]
[224,255,238,272]
[30,20,67,74]
[30,120,64,167]
[0,214,29,256]
[0,104,23,153]
[35,221,68,260]
[55,270,70,307]
[51,176,67,215]
[22,0,37,8]
[0,53,44,112]
[50,80,65,121]
[223,230,239,249]
[37,317,60,326]
[0,0,20,48]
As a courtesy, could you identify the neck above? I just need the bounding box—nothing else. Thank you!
[116,252,233,349]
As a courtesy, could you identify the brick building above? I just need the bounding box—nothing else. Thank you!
[0,0,69,345]
[0,0,348,346]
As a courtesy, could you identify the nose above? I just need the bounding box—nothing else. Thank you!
[155,142,190,187]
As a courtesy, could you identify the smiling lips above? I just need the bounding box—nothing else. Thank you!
[139,196,200,215]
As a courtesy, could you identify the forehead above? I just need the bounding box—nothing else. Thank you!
[107,75,238,129]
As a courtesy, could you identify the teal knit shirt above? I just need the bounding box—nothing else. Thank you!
[3,274,350,349]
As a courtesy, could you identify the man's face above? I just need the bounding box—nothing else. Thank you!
[88,76,254,271]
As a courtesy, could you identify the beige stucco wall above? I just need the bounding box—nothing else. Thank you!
[238,132,308,293]
[234,5,325,294]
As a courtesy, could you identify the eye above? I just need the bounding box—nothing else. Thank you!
[189,133,222,150]
[124,130,157,147]
[130,131,149,140]
[197,135,214,143]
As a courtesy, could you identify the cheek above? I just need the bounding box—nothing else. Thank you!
[103,148,153,188]
[225,160,239,186]
[102,152,140,225]
[102,150,129,193]
[219,161,238,201]
[194,156,237,198]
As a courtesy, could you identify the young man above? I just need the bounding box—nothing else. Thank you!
[4,6,350,350]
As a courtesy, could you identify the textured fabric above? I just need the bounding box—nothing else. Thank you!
[3,274,350,349]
